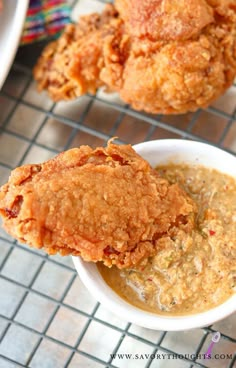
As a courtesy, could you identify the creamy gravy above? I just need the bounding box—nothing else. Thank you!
[98,164,236,315]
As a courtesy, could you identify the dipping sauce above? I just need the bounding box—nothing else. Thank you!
[98,164,236,315]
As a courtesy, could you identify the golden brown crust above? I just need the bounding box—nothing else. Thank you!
[0,142,196,268]
[33,0,236,114]
[101,0,236,113]
[115,0,214,41]
[33,4,119,100]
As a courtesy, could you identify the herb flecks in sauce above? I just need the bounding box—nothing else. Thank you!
[98,165,236,315]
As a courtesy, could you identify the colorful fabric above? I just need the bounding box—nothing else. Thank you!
[21,0,71,44]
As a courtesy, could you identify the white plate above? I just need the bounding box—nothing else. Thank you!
[0,0,29,89]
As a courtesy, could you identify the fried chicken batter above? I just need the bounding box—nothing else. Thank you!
[34,0,236,114]
[0,142,196,268]
[34,5,120,100]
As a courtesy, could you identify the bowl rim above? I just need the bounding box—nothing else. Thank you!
[72,139,236,330]
[0,0,29,90]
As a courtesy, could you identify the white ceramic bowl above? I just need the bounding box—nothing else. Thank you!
[73,139,236,331]
[0,0,29,89]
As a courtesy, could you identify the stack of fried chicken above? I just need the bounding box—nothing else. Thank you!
[34,0,236,114]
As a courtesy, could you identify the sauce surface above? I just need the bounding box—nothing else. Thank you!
[98,164,236,315]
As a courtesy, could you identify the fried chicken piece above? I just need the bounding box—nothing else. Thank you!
[102,0,236,113]
[34,4,121,100]
[33,0,236,114]
[0,142,196,268]
[115,0,214,41]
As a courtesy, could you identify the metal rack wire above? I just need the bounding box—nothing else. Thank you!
[0,1,235,367]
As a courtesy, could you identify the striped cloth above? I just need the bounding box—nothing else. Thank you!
[21,0,71,44]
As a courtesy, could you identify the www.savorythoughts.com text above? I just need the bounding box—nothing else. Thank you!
[110,353,233,360]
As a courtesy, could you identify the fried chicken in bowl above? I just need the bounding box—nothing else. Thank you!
[0,140,196,269]
[73,139,236,330]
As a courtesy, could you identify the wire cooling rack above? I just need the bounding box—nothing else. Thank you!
[0,1,235,367]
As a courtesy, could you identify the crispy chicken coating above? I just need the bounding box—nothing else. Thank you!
[33,0,236,114]
[34,5,120,100]
[115,0,214,41]
[0,142,196,268]
[110,0,236,113]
